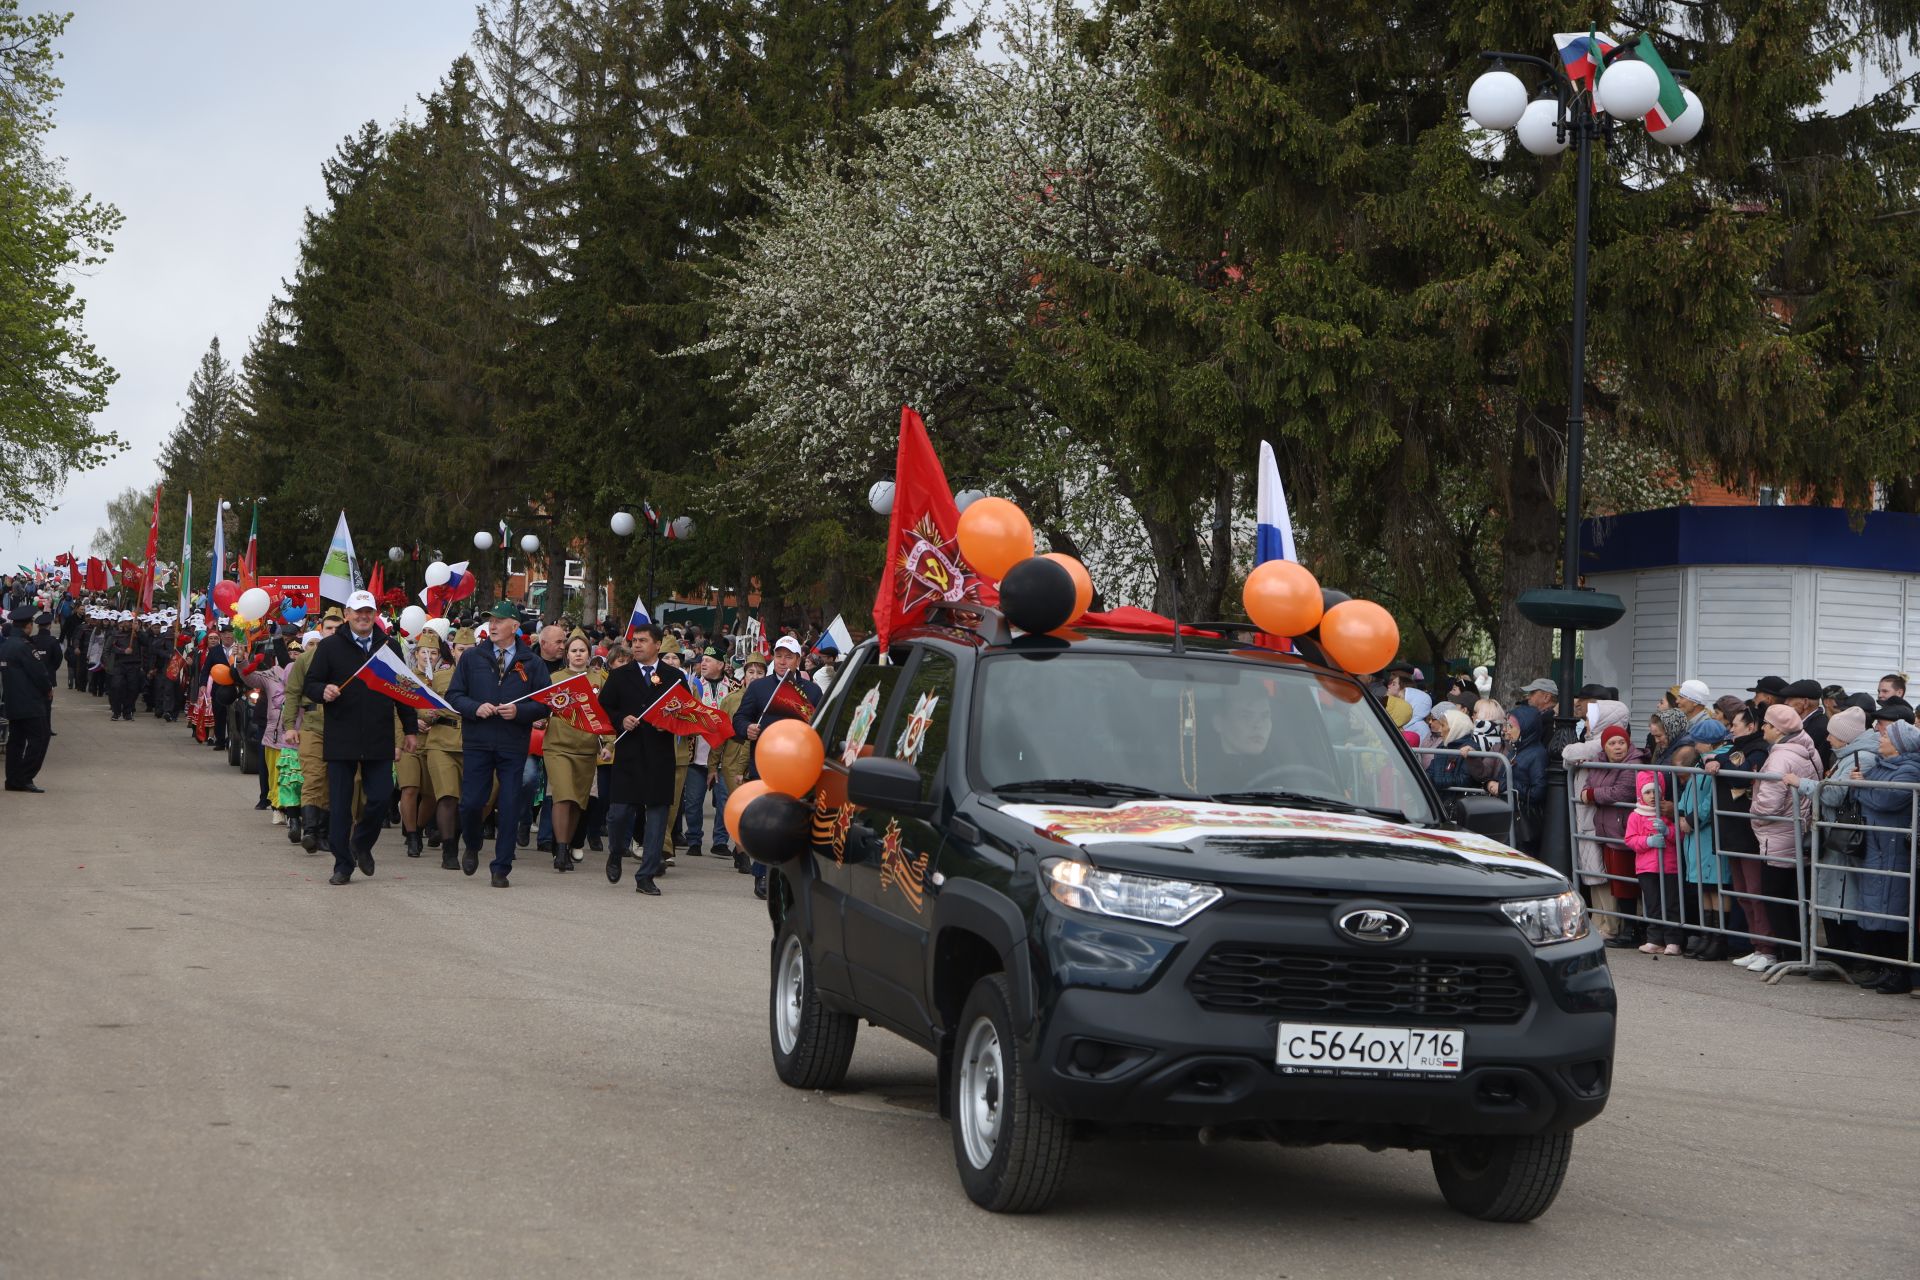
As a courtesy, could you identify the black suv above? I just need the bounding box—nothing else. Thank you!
[764,619,1614,1219]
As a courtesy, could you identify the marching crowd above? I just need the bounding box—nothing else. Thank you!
[1,571,842,902]
[1389,665,1920,996]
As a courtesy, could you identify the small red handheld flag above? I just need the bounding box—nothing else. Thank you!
[639,682,733,751]
[528,672,615,735]
[766,676,816,724]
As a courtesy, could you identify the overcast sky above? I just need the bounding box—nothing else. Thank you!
[4,0,478,564]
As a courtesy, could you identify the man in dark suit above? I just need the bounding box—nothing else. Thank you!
[446,601,550,886]
[303,590,419,885]
[730,635,822,899]
[598,623,686,896]
[2,606,55,791]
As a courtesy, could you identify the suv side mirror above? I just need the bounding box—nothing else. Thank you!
[847,756,935,819]
[1446,791,1514,846]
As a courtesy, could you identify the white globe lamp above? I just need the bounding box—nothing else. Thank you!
[867,480,895,516]
[520,533,540,554]
[669,516,694,541]
[955,488,986,512]
[1595,59,1660,120]
[473,530,494,552]
[387,546,405,562]
[1515,99,1567,156]
[610,510,637,537]
[1466,69,1528,131]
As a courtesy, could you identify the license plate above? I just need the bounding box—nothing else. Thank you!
[1276,1023,1464,1077]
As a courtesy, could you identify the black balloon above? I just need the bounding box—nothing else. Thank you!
[740,793,813,866]
[998,555,1077,634]
[1319,588,1352,612]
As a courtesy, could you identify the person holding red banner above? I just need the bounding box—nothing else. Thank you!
[730,635,823,898]
[302,590,420,886]
[596,622,686,896]
[536,635,610,872]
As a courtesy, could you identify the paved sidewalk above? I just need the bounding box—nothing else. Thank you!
[2,695,1916,1279]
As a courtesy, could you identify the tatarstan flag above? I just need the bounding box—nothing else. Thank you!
[1633,35,1691,133]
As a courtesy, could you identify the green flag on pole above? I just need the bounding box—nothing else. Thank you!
[1635,35,1690,132]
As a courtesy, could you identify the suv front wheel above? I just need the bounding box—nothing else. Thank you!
[950,974,1072,1213]
[769,926,857,1090]
[1430,1131,1573,1222]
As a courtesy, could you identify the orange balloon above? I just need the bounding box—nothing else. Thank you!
[725,780,771,846]
[956,497,1034,579]
[1242,560,1323,636]
[758,720,826,797]
[209,663,234,686]
[1319,600,1401,674]
[1042,553,1093,624]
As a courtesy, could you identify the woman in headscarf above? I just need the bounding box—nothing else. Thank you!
[1848,717,1920,994]
[1566,699,1631,912]
[1421,706,1479,792]
[1402,687,1435,748]
[1736,703,1820,970]
[1675,718,1731,958]
[541,634,609,872]
[1782,705,1881,979]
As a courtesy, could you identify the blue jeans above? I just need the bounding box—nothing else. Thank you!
[461,745,527,878]
[326,757,394,881]
[608,802,670,882]
[680,763,730,852]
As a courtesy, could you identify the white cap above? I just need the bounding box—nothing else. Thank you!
[302,630,322,646]
[1678,678,1712,704]
[773,635,803,654]
[345,589,378,611]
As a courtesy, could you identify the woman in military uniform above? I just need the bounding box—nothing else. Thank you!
[395,630,443,857]
[423,627,472,870]
[541,634,607,871]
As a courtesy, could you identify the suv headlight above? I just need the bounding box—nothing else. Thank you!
[1044,858,1221,927]
[1500,891,1589,946]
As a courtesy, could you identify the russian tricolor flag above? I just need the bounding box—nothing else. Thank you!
[1255,441,1296,566]
[625,593,650,643]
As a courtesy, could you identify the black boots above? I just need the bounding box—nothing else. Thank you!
[1691,913,1729,961]
[300,806,323,853]
[285,809,303,845]
[404,829,423,858]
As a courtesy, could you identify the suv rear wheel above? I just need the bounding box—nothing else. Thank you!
[1430,1131,1573,1222]
[769,926,857,1089]
[950,974,1071,1213]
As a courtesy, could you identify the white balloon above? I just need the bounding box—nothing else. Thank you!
[954,488,986,511]
[473,531,495,551]
[387,546,405,562]
[610,510,637,536]
[399,605,428,637]
[426,617,452,641]
[1596,59,1660,121]
[520,533,540,554]
[1467,69,1528,131]
[867,480,895,516]
[1650,88,1704,145]
[424,560,452,588]
[236,587,271,621]
[1516,99,1567,156]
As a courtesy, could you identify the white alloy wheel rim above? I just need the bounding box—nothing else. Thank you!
[776,936,805,1056]
[958,1015,1004,1169]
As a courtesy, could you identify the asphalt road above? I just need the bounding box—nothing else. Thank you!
[3,695,1917,1279]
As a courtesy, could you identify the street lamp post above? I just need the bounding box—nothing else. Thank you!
[1468,34,1703,722]
[610,507,694,621]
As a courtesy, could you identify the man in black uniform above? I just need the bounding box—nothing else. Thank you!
[29,612,61,734]
[598,624,686,896]
[303,590,419,885]
[2,606,55,791]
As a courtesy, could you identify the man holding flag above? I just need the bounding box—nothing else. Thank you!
[302,589,420,885]
[596,622,688,896]
[730,635,822,898]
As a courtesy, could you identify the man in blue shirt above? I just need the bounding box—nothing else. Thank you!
[447,601,551,887]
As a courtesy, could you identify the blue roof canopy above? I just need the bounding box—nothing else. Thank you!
[1580,506,1920,575]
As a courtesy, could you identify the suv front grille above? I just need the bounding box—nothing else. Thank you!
[1188,946,1530,1023]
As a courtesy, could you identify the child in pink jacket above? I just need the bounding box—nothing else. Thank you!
[1624,779,1686,954]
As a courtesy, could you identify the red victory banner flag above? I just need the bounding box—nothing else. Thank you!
[527,672,615,735]
[141,485,162,610]
[85,557,109,591]
[639,681,734,751]
[765,674,816,723]
[870,405,996,649]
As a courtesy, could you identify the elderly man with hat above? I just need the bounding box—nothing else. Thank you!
[447,601,551,887]
[731,635,823,898]
[302,590,419,885]
[1518,677,1558,715]
[2,605,55,791]
[1781,679,1832,772]
[1748,675,1789,707]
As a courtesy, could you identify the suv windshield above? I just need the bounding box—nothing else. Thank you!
[973,651,1436,825]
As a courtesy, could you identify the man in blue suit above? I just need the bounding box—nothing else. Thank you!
[447,601,550,887]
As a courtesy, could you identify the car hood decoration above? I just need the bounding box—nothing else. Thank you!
[994,799,1565,895]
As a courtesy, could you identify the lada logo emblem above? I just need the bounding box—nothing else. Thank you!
[1337,908,1412,945]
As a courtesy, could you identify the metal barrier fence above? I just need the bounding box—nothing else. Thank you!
[1565,759,1917,983]
[1410,747,1515,847]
